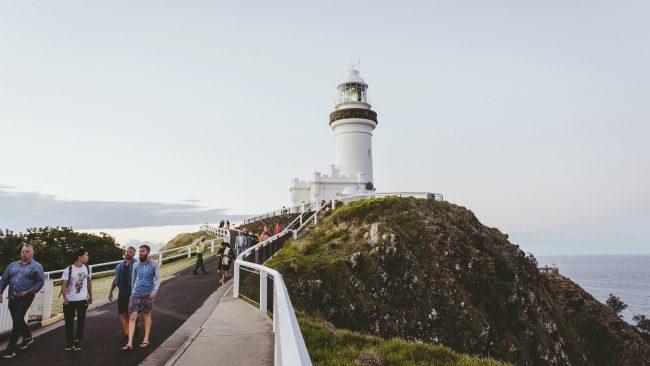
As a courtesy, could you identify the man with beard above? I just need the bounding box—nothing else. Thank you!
[109,246,137,342]
[121,245,161,351]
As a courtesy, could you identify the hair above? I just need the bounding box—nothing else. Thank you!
[139,244,151,253]
[73,247,87,260]
[126,246,136,251]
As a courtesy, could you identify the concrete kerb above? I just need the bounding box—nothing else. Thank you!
[141,280,233,366]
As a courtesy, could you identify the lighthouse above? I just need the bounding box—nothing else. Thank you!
[289,66,379,205]
[330,68,378,186]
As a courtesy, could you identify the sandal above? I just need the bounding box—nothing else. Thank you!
[121,345,133,352]
[140,342,150,348]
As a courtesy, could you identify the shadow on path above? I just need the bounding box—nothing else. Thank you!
[3,255,221,366]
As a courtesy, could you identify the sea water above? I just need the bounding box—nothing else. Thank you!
[538,254,650,324]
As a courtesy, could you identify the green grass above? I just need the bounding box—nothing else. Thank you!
[298,315,510,366]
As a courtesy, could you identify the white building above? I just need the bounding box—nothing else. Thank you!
[289,67,378,205]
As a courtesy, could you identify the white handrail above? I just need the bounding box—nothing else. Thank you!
[232,202,327,366]
[242,202,311,225]
[335,191,443,204]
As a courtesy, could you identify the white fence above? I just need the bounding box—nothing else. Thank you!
[242,202,312,225]
[0,230,230,334]
[333,191,443,208]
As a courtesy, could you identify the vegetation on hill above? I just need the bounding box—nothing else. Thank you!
[267,197,650,365]
[159,230,215,252]
[298,314,510,366]
[0,227,123,271]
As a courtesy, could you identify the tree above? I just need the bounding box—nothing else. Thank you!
[633,314,650,335]
[605,294,628,316]
[1,226,123,272]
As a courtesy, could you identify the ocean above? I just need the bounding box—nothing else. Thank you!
[538,254,650,324]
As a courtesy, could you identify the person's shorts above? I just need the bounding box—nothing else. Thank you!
[117,291,131,315]
[218,261,231,271]
[128,293,154,313]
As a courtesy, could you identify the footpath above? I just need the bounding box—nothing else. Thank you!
[166,289,274,366]
[0,255,221,366]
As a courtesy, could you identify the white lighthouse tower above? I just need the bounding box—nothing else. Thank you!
[330,68,378,185]
[289,66,378,205]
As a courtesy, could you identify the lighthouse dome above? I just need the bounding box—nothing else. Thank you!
[339,69,366,86]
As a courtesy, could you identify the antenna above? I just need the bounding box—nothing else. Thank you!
[348,58,361,71]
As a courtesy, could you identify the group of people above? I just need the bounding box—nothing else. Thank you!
[217,219,231,230]
[0,243,161,358]
[192,236,236,285]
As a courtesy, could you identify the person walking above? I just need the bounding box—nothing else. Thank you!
[61,248,93,351]
[109,246,137,342]
[226,220,231,229]
[274,223,282,235]
[0,244,44,359]
[217,241,233,285]
[122,245,161,352]
[235,231,248,256]
[262,225,270,238]
[192,237,207,275]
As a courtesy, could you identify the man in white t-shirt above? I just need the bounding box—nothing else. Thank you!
[61,248,93,351]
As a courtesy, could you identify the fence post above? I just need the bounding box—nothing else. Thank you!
[41,279,54,321]
[260,272,267,313]
[292,230,298,240]
[158,252,163,266]
[187,247,192,259]
[233,262,240,298]
[332,199,336,210]
[211,240,215,253]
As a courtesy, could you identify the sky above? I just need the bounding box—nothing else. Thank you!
[1,0,649,254]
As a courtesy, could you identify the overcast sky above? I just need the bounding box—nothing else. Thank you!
[1,1,648,254]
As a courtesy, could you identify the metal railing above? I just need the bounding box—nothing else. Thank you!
[242,202,312,225]
[0,230,231,334]
[333,191,443,209]
[233,201,326,366]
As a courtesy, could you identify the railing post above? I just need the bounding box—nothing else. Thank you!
[211,240,215,253]
[187,247,192,258]
[292,230,298,240]
[158,252,163,266]
[41,279,54,321]
[331,199,336,210]
[300,215,303,226]
[260,271,267,313]
[233,262,240,298]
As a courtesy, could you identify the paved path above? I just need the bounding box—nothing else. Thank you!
[1,255,222,366]
[172,294,274,366]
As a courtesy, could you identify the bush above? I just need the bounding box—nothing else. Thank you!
[605,294,628,316]
[1,227,123,271]
[633,314,650,334]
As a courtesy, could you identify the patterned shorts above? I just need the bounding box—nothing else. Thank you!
[128,293,154,313]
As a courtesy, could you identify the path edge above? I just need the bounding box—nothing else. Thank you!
[140,280,233,366]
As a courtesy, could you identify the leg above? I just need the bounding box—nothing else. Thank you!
[127,312,138,347]
[74,301,88,341]
[7,299,23,350]
[193,258,199,274]
[63,302,75,345]
[199,255,206,274]
[120,314,129,335]
[142,312,152,344]
[18,296,35,340]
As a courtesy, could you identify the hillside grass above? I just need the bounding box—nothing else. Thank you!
[160,230,215,251]
[299,315,510,366]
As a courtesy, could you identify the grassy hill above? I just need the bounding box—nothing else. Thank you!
[267,197,649,365]
[159,230,215,252]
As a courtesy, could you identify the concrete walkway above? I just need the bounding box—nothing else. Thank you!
[171,292,274,366]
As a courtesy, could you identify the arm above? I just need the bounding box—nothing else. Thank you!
[151,262,162,296]
[26,264,45,295]
[108,264,119,302]
[61,269,69,305]
[87,269,93,304]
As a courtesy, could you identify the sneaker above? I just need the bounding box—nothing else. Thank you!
[2,349,16,359]
[73,340,83,351]
[18,337,34,350]
[65,343,75,351]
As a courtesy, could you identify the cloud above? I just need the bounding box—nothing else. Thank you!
[0,187,247,232]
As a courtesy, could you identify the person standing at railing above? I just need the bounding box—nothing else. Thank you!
[108,246,137,342]
[235,231,248,256]
[61,248,93,352]
[192,237,207,275]
[274,223,282,235]
[0,244,44,359]
[122,244,161,352]
[262,225,270,238]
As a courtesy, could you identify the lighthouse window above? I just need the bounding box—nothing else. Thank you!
[338,83,368,104]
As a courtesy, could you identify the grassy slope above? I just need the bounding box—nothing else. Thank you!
[159,230,215,252]
[299,315,510,366]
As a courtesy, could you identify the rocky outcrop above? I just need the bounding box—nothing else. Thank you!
[267,197,649,366]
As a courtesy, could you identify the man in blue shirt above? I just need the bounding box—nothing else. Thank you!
[0,244,45,359]
[121,244,160,352]
[109,246,136,342]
